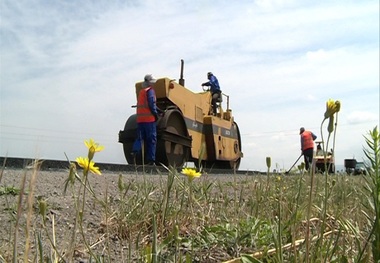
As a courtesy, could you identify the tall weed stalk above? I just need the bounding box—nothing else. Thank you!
[358,126,380,261]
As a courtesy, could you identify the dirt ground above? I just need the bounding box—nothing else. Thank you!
[0,167,170,262]
[0,167,240,262]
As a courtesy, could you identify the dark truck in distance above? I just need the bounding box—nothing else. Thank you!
[344,158,366,175]
[354,162,366,175]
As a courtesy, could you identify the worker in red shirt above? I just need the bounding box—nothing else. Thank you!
[131,74,159,165]
[300,127,317,171]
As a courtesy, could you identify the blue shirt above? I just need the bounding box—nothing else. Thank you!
[203,75,221,93]
[146,88,158,115]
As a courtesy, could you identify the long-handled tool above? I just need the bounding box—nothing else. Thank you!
[285,154,303,174]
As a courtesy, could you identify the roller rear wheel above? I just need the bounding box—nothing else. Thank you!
[120,114,145,165]
[156,109,191,167]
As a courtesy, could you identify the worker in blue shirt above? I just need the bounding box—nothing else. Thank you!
[202,72,222,115]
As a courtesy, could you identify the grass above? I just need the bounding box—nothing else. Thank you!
[0,168,376,262]
[0,185,21,196]
[0,127,379,262]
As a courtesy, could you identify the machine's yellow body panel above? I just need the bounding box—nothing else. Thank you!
[134,77,242,166]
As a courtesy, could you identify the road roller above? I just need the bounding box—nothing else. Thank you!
[118,60,243,169]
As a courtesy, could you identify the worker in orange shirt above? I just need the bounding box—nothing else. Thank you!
[300,127,317,171]
[131,74,159,165]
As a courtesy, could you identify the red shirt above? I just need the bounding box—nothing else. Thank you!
[301,131,315,150]
[136,87,156,123]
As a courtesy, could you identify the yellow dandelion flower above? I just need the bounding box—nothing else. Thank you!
[76,156,101,175]
[84,138,104,160]
[84,138,104,152]
[324,99,341,119]
[324,99,334,119]
[181,167,201,181]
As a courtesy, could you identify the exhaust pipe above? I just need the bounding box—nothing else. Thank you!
[179,59,185,86]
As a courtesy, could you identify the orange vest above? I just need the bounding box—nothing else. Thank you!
[301,131,314,150]
[136,87,155,123]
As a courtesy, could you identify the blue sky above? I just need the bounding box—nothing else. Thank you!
[1,0,379,171]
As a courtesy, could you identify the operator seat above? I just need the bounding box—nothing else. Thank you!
[216,92,223,117]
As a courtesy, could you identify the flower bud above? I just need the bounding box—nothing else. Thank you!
[39,199,47,223]
[266,157,271,169]
[68,162,76,184]
[174,224,179,240]
[335,100,341,113]
[88,146,95,161]
[118,174,124,192]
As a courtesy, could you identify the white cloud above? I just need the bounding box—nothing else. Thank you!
[306,49,330,61]
[347,111,379,125]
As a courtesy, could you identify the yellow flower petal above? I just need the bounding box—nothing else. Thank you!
[324,99,335,119]
[76,156,102,175]
[181,167,201,181]
[324,99,341,119]
[84,138,104,152]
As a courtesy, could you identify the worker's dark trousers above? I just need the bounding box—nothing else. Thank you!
[303,148,314,171]
[132,122,157,163]
[211,92,221,115]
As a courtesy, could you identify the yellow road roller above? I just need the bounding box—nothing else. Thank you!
[118,60,243,169]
